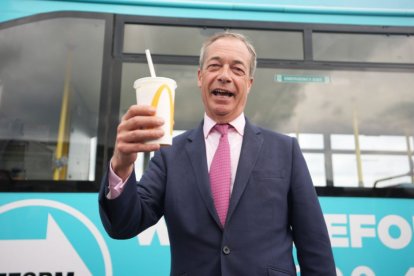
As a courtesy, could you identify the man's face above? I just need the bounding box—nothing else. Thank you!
[197,37,253,123]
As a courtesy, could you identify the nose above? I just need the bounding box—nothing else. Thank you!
[217,65,231,84]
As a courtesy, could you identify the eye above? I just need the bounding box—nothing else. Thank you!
[207,63,220,70]
[233,66,246,76]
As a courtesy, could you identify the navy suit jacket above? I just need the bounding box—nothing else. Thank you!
[99,119,336,276]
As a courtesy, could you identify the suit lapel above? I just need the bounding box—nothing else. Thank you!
[185,122,223,228]
[226,119,263,223]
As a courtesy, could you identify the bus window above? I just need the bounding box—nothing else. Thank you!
[233,28,304,60]
[0,17,105,181]
[123,24,304,60]
[313,32,414,63]
[123,24,224,56]
[246,68,414,187]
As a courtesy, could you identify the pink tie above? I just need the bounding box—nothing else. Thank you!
[209,124,231,227]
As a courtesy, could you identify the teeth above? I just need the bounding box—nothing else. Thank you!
[212,89,233,97]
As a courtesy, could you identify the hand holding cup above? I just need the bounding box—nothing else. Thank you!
[111,105,164,181]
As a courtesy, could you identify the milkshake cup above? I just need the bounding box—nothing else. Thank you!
[133,77,177,146]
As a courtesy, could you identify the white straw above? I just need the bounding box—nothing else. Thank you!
[145,49,156,78]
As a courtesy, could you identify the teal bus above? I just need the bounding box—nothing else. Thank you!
[1,0,413,275]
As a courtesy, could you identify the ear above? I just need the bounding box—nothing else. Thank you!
[197,68,202,88]
[247,78,253,93]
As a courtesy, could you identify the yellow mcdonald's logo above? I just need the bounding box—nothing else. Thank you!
[150,84,174,135]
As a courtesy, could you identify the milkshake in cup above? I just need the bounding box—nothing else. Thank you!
[133,77,177,146]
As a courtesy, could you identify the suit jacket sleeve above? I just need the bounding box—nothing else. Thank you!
[289,138,336,275]
[98,150,166,239]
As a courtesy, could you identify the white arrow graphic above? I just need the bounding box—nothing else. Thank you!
[406,268,414,276]
[0,214,91,275]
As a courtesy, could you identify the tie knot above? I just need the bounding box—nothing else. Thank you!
[214,124,229,136]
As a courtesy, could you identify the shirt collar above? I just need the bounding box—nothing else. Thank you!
[203,113,245,138]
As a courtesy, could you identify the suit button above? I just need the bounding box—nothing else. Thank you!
[222,246,231,255]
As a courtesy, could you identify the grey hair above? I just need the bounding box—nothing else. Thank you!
[199,31,257,78]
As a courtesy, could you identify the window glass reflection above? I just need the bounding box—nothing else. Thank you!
[359,135,407,151]
[363,155,410,188]
[233,29,303,60]
[332,134,410,151]
[0,18,105,181]
[123,25,225,55]
[303,153,326,186]
[332,154,359,187]
[297,133,324,149]
[251,69,414,136]
[313,32,414,63]
[249,68,414,188]
[123,25,303,59]
[331,135,355,150]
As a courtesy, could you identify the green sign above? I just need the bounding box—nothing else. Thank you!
[275,74,330,83]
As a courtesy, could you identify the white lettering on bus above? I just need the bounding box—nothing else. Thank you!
[324,214,414,249]
[137,217,170,246]
[378,215,412,249]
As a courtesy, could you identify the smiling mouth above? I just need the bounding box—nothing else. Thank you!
[211,89,234,97]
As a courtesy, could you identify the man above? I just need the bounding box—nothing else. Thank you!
[99,32,336,275]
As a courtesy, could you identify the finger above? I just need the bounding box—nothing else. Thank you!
[122,105,156,121]
[117,117,164,141]
[118,128,164,144]
[117,142,161,154]
[122,115,165,132]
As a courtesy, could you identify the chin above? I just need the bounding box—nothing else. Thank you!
[212,107,231,116]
